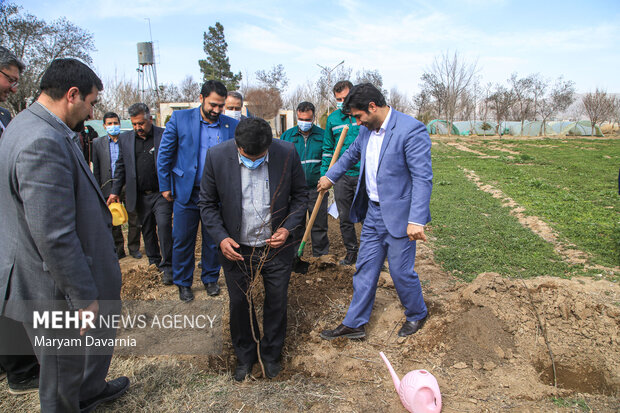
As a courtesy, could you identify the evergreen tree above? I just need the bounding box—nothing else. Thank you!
[198,22,241,91]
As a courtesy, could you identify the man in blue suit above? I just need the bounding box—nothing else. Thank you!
[157,80,239,302]
[318,83,433,339]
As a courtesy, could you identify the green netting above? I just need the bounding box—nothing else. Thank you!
[427,119,460,135]
[452,121,497,136]
[547,121,603,137]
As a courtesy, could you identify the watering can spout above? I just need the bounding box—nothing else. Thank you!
[379,352,401,391]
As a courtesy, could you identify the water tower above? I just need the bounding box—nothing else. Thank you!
[136,41,159,102]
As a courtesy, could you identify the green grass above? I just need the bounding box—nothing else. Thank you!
[447,139,620,269]
[429,142,576,281]
[551,396,591,412]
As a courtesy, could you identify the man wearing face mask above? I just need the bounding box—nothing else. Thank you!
[281,101,329,257]
[92,112,141,259]
[225,91,249,121]
[321,80,361,266]
[199,117,307,380]
[158,80,239,302]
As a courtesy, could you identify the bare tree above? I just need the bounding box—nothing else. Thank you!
[508,73,534,134]
[179,75,200,102]
[0,1,96,114]
[245,86,282,120]
[315,64,352,117]
[424,51,478,135]
[487,84,515,137]
[95,76,146,119]
[413,90,433,125]
[256,64,288,93]
[284,81,320,111]
[419,73,446,119]
[355,68,387,95]
[158,83,182,103]
[581,88,612,136]
[388,87,411,113]
[538,77,575,135]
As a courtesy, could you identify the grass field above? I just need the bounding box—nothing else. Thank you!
[429,137,620,281]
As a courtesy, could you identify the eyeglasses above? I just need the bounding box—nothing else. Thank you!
[0,70,19,88]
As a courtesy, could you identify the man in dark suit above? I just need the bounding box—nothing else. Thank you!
[318,83,433,340]
[108,103,173,284]
[92,112,141,259]
[0,58,129,413]
[158,80,239,301]
[199,117,307,381]
[0,45,40,396]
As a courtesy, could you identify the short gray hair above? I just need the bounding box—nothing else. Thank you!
[0,46,25,73]
[227,91,243,103]
[127,102,150,117]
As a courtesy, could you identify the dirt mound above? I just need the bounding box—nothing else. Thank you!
[113,219,620,411]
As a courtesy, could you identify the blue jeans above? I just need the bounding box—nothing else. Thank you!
[343,201,427,328]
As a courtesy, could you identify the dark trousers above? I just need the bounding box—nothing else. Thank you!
[334,174,359,254]
[21,321,115,413]
[0,316,39,384]
[293,189,329,256]
[111,209,140,255]
[136,192,173,270]
[222,245,292,365]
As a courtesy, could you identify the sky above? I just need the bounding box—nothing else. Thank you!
[16,0,620,98]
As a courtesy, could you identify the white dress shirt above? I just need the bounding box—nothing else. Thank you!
[365,107,392,203]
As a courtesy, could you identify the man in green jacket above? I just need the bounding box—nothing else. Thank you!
[321,80,360,265]
[281,101,329,257]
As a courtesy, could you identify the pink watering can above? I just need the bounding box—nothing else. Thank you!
[379,352,442,413]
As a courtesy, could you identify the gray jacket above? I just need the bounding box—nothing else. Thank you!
[0,102,122,322]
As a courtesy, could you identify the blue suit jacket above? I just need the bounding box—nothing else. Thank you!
[157,107,238,204]
[326,109,433,238]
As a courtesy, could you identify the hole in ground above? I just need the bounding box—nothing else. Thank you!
[535,360,618,396]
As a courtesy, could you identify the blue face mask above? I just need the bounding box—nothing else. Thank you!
[297,120,313,132]
[336,102,344,110]
[106,125,121,136]
[240,153,266,170]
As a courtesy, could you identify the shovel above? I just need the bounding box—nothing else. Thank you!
[293,125,349,274]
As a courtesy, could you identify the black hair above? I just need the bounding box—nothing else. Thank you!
[333,80,353,94]
[0,46,24,73]
[200,80,227,98]
[127,103,150,117]
[39,58,103,100]
[296,101,315,115]
[235,117,272,156]
[103,112,120,123]
[343,83,386,113]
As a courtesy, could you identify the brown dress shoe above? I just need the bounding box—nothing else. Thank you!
[320,323,365,340]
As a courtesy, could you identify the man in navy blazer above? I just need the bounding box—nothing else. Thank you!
[157,80,239,302]
[318,83,433,339]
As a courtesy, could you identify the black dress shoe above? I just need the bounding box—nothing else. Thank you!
[178,286,194,302]
[320,323,365,340]
[7,374,39,395]
[116,250,126,260]
[398,317,427,337]
[339,251,357,266]
[233,362,255,382]
[204,282,220,296]
[262,360,281,379]
[162,270,173,285]
[80,376,129,413]
[130,250,142,259]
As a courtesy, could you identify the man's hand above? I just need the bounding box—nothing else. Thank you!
[316,176,333,192]
[78,299,99,336]
[265,227,289,249]
[220,237,243,261]
[161,191,173,202]
[106,194,120,206]
[407,224,427,242]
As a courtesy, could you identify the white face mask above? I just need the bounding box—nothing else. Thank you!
[225,110,242,121]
